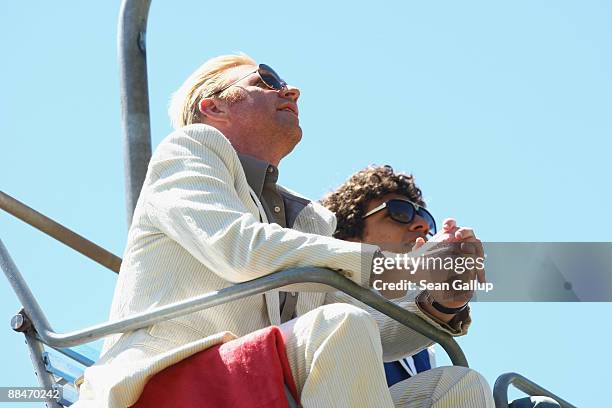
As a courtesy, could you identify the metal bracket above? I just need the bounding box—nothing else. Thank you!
[11,309,31,332]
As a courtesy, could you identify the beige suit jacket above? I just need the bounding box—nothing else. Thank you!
[76,124,465,407]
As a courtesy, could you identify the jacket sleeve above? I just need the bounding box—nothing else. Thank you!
[143,125,377,287]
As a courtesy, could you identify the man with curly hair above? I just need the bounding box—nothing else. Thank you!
[322,165,560,408]
[321,165,467,396]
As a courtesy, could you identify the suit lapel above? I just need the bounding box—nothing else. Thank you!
[248,187,268,223]
[246,188,282,325]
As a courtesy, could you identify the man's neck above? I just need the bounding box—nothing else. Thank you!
[234,147,282,167]
[202,122,287,166]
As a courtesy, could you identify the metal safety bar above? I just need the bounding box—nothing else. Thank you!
[118,0,153,226]
[493,373,576,408]
[0,238,468,366]
[0,191,121,273]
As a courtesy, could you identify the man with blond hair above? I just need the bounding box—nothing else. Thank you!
[76,54,493,407]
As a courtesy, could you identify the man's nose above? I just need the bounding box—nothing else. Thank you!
[408,214,430,235]
[280,85,300,102]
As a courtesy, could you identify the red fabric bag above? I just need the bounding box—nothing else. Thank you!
[132,326,299,408]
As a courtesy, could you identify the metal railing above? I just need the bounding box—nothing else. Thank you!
[0,191,121,273]
[0,238,467,365]
[494,373,577,408]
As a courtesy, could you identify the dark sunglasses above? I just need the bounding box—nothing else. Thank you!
[362,199,437,236]
[205,63,287,98]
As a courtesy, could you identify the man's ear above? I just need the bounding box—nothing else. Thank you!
[198,98,230,124]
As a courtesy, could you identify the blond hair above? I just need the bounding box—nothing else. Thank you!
[168,54,257,129]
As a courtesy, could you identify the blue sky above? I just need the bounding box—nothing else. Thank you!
[1,1,610,406]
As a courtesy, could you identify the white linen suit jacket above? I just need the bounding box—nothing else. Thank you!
[76,124,465,407]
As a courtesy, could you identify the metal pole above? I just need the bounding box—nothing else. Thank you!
[1,240,54,335]
[23,331,62,408]
[493,372,577,408]
[118,0,153,227]
[0,191,121,273]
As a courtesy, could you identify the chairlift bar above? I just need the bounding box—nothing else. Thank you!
[118,0,153,227]
[0,191,121,273]
[0,239,467,366]
[493,372,576,408]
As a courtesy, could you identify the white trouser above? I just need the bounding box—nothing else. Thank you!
[280,303,494,408]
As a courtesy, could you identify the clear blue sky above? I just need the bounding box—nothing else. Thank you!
[1,1,610,406]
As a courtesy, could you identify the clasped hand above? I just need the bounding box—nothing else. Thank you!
[411,219,486,307]
[375,219,486,307]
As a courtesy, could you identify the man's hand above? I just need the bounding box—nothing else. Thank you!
[414,219,486,308]
[372,218,486,318]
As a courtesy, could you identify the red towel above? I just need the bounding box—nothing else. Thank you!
[132,326,299,408]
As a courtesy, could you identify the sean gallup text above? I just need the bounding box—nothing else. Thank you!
[372,279,494,293]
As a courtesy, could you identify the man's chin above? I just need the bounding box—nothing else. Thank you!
[294,127,303,142]
[277,127,302,160]
[287,126,303,146]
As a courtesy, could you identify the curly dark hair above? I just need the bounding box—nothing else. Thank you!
[320,165,425,240]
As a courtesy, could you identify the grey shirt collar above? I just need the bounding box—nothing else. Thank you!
[237,153,311,229]
[238,154,279,198]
